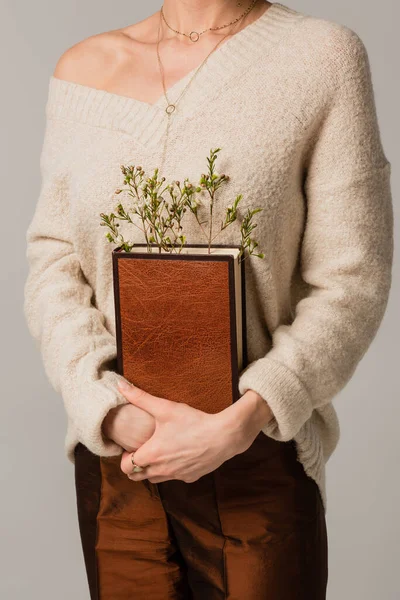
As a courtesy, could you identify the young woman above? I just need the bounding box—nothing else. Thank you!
[24,1,393,598]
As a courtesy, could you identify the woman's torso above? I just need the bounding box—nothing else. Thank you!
[48,2,346,511]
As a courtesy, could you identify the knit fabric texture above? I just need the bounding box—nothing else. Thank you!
[23,2,393,514]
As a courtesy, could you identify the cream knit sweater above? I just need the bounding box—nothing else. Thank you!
[23,2,393,513]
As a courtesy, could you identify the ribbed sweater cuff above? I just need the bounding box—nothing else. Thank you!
[238,357,313,441]
[75,370,130,457]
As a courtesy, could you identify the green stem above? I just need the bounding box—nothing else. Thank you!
[207,188,215,253]
[193,212,210,242]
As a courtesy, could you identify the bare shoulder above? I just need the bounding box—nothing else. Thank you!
[53,12,158,88]
[52,31,126,87]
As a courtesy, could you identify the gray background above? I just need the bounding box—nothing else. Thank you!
[1,1,398,598]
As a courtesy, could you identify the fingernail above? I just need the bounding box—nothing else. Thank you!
[118,379,131,391]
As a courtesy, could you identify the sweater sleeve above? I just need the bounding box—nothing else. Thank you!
[23,114,131,458]
[238,30,394,442]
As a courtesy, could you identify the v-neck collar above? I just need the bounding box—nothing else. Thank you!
[46,3,306,148]
[137,1,287,111]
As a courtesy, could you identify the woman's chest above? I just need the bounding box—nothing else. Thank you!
[69,89,308,249]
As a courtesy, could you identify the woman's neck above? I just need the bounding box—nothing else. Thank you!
[161,0,270,37]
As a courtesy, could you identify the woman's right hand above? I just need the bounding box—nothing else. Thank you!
[101,404,156,453]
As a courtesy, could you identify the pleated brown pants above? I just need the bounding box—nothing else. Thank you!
[74,431,328,599]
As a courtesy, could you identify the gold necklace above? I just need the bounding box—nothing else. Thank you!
[161,0,259,42]
[156,0,259,173]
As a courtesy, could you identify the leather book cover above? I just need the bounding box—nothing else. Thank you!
[112,243,248,413]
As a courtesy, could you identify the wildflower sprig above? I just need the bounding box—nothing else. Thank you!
[100,148,265,263]
[239,207,265,261]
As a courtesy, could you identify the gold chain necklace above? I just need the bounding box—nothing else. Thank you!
[161,0,258,42]
[156,0,259,173]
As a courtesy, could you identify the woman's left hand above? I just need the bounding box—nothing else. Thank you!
[117,380,274,484]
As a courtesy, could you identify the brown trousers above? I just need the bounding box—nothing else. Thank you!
[74,431,328,599]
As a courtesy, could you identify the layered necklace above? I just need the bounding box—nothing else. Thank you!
[161,0,259,42]
[156,0,260,172]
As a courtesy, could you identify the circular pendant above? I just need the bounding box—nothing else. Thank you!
[166,104,176,115]
[189,31,200,42]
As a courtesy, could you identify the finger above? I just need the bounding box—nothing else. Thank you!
[120,449,147,475]
[120,450,133,475]
[117,380,171,416]
[124,430,163,469]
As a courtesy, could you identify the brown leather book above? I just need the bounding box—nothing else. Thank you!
[112,243,248,413]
